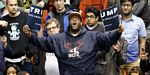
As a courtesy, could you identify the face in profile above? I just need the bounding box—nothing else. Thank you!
[7,66,17,75]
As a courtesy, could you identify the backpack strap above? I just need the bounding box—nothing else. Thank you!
[63,14,69,31]
[46,11,54,21]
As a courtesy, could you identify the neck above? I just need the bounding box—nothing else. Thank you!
[70,29,81,36]
[122,14,132,20]
[9,11,20,17]
[86,24,98,30]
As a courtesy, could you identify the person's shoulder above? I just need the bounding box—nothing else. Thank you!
[132,15,144,22]
[1,14,9,20]
[52,32,65,38]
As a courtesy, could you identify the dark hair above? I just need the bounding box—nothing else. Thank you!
[4,64,21,75]
[85,7,100,17]
[120,0,134,6]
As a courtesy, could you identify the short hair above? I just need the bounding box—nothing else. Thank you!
[5,64,21,75]
[6,0,18,5]
[120,0,134,6]
[45,18,60,28]
[85,7,100,17]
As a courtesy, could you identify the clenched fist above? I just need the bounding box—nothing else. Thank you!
[0,20,8,27]
[23,25,32,37]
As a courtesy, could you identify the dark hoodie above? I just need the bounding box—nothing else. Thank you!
[29,28,121,75]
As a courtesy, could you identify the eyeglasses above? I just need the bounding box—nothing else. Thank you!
[86,15,96,19]
[46,25,58,31]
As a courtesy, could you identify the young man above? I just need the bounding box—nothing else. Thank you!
[23,11,123,75]
[84,7,105,32]
[120,0,147,75]
[45,0,71,32]
[83,7,127,75]
[0,0,34,74]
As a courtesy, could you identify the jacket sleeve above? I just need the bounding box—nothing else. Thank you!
[29,33,53,52]
[96,29,122,51]
[116,38,127,65]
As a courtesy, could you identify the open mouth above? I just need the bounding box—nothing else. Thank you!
[73,23,77,25]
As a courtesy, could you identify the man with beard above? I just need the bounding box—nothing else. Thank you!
[119,0,147,75]
[22,11,124,75]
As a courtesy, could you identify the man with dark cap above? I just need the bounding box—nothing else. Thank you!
[23,11,124,75]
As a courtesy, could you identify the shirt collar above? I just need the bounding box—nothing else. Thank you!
[121,15,135,22]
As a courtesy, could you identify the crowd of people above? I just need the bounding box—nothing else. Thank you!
[0,0,150,75]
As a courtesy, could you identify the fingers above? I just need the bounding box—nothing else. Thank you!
[23,25,30,34]
[37,1,45,7]
[0,35,7,43]
[140,52,148,60]
[118,15,122,24]
[0,35,7,48]
[23,25,32,37]
[112,42,120,52]
[0,20,8,27]
[118,24,124,33]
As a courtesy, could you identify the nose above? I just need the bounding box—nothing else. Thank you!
[124,6,128,9]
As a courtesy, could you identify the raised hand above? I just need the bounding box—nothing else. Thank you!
[0,35,7,48]
[37,1,45,8]
[140,48,148,60]
[112,41,121,52]
[118,24,124,33]
[23,25,32,37]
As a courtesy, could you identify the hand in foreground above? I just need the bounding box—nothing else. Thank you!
[23,25,32,37]
[0,35,7,48]
[112,41,120,52]
[118,24,124,33]
[37,1,45,8]
[0,20,8,27]
[140,49,148,60]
